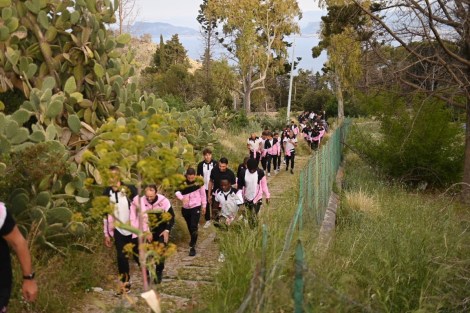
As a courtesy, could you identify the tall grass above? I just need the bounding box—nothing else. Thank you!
[304,151,470,312]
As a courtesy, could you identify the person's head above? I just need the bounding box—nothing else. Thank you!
[291,120,295,125]
[220,178,231,192]
[288,129,294,137]
[261,130,267,139]
[219,157,229,172]
[109,165,121,186]
[203,148,213,162]
[250,133,257,139]
[247,158,258,173]
[243,156,250,166]
[267,131,273,140]
[145,184,158,201]
[273,132,279,139]
[185,167,196,182]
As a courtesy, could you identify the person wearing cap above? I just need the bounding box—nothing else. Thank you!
[175,168,206,256]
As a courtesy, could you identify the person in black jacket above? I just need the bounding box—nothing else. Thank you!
[208,157,236,220]
[197,148,218,229]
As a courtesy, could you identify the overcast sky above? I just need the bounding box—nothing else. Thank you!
[135,0,322,28]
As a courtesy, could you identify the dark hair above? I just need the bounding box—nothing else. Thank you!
[202,148,212,155]
[243,156,250,164]
[273,132,279,136]
[145,184,158,191]
[247,158,258,171]
[219,157,228,164]
[186,167,196,175]
[109,165,120,171]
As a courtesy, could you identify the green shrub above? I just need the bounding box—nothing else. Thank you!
[351,93,464,186]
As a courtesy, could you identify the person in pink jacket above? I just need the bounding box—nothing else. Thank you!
[175,168,206,257]
[238,158,270,228]
[130,185,175,285]
[102,166,138,294]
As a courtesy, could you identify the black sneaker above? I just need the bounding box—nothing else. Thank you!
[286,166,288,171]
[189,247,196,256]
[290,169,294,174]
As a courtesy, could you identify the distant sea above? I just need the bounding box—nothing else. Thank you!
[153,35,327,74]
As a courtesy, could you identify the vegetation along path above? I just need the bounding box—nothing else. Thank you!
[76,142,311,313]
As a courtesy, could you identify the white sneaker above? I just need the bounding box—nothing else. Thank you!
[218,253,225,263]
[267,173,271,177]
[203,220,211,229]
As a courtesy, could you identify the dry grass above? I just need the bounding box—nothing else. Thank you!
[344,188,380,214]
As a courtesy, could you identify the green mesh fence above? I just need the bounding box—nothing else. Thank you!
[298,119,350,231]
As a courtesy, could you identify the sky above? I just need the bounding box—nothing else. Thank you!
[135,0,323,28]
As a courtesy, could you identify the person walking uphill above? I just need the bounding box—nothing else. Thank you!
[1,202,38,312]
[130,185,175,285]
[283,129,298,174]
[175,168,206,257]
[238,158,270,228]
[208,157,236,222]
[197,148,217,229]
[247,133,263,163]
[102,166,138,294]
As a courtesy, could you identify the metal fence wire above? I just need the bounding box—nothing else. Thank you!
[298,119,350,232]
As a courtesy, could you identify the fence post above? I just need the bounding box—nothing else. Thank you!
[294,239,304,313]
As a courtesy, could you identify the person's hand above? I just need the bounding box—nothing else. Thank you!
[146,233,153,242]
[201,207,206,215]
[22,280,38,302]
[160,230,169,244]
[208,195,212,203]
[182,198,189,206]
[104,237,112,248]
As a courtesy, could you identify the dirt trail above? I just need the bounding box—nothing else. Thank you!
[77,143,312,313]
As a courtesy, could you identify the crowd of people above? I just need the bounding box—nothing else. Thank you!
[101,112,332,294]
[0,112,330,309]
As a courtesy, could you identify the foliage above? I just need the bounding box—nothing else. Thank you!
[350,94,464,186]
[206,0,301,112]
[150,34,189,73]
[0,0,137,147]
[300,88,335,113]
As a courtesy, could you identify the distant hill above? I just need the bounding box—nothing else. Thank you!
[301,22,321,35]
[131,22,199,37]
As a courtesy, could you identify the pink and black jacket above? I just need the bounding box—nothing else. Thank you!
[175,181,207,209]
[129,194,175,238]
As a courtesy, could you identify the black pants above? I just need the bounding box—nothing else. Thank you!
[182,206,201,248]
[249,151,261,164]
[286,151,296,170]
[276,154,281,170]
[245,200,262,228]
[114,230,139,283]
[150,233,166,283]
[268,154,278,172]
[311,140,319,150]
[0,287,11,311]
[261,156,267,171]
[204,190,211,221]
[265,154,273,173]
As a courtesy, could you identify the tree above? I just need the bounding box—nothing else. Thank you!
[197,0,219,105]
[206,0,301,112]
[349,0,470,201]
[150,34,189,73]
[117,0,139,35]
[312,3,371,120]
